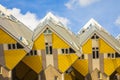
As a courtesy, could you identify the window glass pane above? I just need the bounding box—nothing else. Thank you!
[82,54,84,59]
[108,53,111,58]
[50,46,52,54]
[93,51,95,58]
[17,43,23,49]
[96,35,99,39]
[69,48,76,53]
[44,30,47,33]
[96,51,99,58]
[34,50,37,55]
[13,44,16,49]
[91,36,95,39]
[61,49,64,53]
[48,29,52,33]
[46,46,49,54]
[8,44,11,49]
[66,49,68,54]
[30,51,33,55]
[112,54,114,58]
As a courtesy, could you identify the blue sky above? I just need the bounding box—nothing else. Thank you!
[0,0,120,37]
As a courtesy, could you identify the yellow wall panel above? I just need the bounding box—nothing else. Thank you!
[72,59,88,76]
[104,59,115,76]
[52,33,69,49]
[99,39,115,53]
[22,56,42,73]
[58,54,78,73]
[0,29,16,44]
[82,39,92,54]
[33,34,45,50]
[4,50,26,70]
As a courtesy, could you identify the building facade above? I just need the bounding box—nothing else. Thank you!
[0,5,120,80]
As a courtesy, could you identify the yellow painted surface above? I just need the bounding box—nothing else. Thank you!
[82,39,92,54]
[22,56,42,73]
[58,54,78,72]
[99,39,115,53]
[4,50,26,70]
[52,33,69,49]
[64,74,73,80]
[104,59,116,76]
[33,34,45,50]
[72,59,88,76]
[0,29,16,44]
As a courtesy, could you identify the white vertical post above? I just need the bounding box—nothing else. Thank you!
[9,70,12,80]
[62,73,64,80]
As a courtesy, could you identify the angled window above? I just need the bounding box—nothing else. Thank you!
[44,28,52,34]
[115,52,120,58]
[16,43,24,49]
[92,47,99,59]
[69,48,76,53]
[91,33,99,39]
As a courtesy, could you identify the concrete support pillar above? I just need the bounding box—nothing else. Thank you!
[62,73,64,80]
[107,76,109,80]
[38,74,41,80]
[9,70,12,80]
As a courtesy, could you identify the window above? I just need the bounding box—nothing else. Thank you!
[92,47,99,59]
[91,34,99,39]
[115,52,120,58]
[61,49,64,53]
[81,54,84,59]
[79,54,84,59]
[16,43,24,49]
[61,48,76,54]
[66,49,68,54]
[107,53,116,58]
[107,53,111,58]
[8,44,11,49]
[45,43,52,54]
[69,48,76,53]
[8,43,23,50]
[27,50,37,56]
[44,28,52,34]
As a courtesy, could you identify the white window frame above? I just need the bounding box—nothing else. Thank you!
[45,43,52,55]
[92,47,99,59]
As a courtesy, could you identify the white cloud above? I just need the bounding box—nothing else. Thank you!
[56,15,70,26]
[8,8,40,30]
[115,16,120,26]
[65,0,99,9]
[8,8,70,30]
